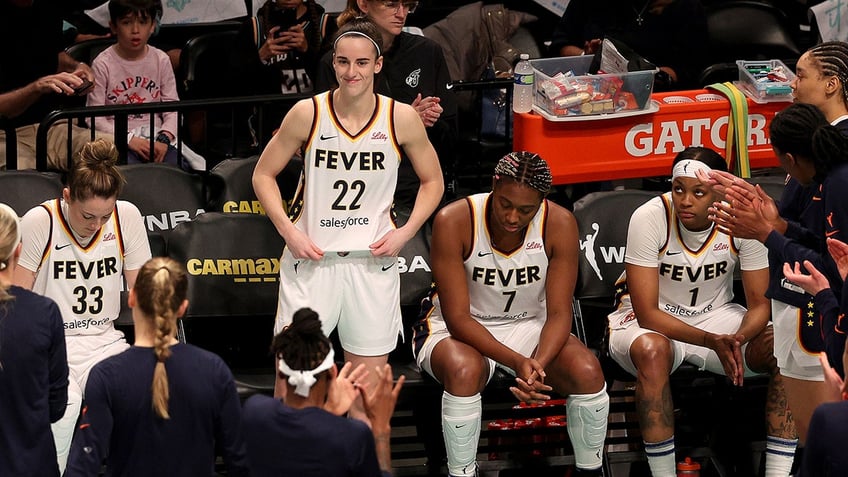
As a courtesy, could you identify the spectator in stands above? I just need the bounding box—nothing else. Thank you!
[87,0,186,168]
[315,0,455,209]
[0,0,110,170]
[608,147,797,477]
[13,138,151,473]
[242,307,402,476]
[413,152,609,477]
[238,0,331,95]
[237,0,332,147]
[704,103,848,443]
[0,203,68,477]
[549,0,708,91]
[253,18,443,420]
[65,257,249,476]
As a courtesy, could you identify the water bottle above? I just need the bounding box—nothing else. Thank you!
[513,53,535,114]
[676,457,701,476]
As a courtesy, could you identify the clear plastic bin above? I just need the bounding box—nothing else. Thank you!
[530,56,656,118]
[736,59,795,102]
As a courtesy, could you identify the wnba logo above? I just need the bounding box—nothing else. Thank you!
[578,222,626,281]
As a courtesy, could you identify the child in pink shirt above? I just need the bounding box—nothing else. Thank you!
[87,0,183,168]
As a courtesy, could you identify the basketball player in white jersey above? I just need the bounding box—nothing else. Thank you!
[413,152,609,477]
[252,17,443,405]
[607,147,797,477]
[13,139,151,473]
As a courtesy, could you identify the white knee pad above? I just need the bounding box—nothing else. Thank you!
[442,392,481,476]
[53,383,82,473]
[566,384,609,469]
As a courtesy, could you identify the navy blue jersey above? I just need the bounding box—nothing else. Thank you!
[802,401,848,476]
[243,394,390,477]
[65,344,248,477]
[0,286,67,477]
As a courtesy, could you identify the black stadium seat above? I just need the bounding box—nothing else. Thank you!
[705,1,801,63]
[166,212,284,396]
[0,170,64,216]
[207,155,303,215]
[118,164,207,236]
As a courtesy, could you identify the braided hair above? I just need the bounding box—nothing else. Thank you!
[770,102,848,181]
[493,151,553,196]
[807,41,848,108]
[133,257,188,419]
[272,308,331,373]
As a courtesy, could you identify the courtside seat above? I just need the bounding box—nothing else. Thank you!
[206,155,303,215]
[118,164,208,236]
[0,170,64,215]
[166,212,284,398]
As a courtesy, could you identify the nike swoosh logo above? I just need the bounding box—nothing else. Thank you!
[319,134,337,140]
[477,251,493,257]
[446,82,455,90]
[293,261,300,274]
[666,251,681,256]
[455,424,467,429]
[55,244,72,250]
[382,263,395,271]
[826,230,840,237]
[595,407,605,413]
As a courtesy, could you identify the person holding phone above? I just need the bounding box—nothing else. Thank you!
[239,0,330,95]
[0,0,110,170]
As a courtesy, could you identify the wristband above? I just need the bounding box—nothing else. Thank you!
[155,132,172,146]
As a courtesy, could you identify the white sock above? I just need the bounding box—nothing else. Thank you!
[644,436,676,477]
[566,384,609,470]
[765,436,797,477]
[53,385,82,474]
[442,392,481,477]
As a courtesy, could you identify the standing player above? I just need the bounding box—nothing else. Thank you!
[252,18,443,404]
[608,147,797,477]
[413,152,609,477]
[0,203,68,477]
[13,139,151,472]
[703,102,848,443]
[65,258,249,476]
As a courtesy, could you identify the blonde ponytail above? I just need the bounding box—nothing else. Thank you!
[133,257,187,420]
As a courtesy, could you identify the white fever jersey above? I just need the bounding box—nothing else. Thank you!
[291,91,400,252]
[461,193,549,324]
[32,199,126,336]
[627,193,767,319]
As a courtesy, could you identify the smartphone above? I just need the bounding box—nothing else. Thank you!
[270,7,298,35]
[73,79,93,95]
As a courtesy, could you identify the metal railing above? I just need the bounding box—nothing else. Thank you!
[31,93,310,171]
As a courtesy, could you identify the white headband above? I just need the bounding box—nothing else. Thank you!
[0,203,20,269]
[333,30,381,57]
[278,348,335,398]
[672,159,712,180]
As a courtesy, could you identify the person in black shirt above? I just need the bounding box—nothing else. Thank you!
[549,0,708,91]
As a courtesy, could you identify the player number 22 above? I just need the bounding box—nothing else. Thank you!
[72,285,104,314]
[332,179,366,210]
